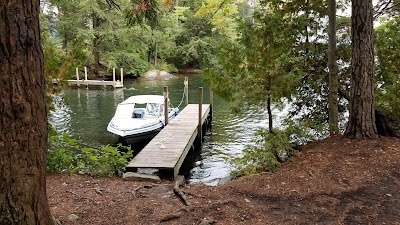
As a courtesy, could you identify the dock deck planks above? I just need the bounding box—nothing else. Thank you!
[126,104,211,178]
[67,80,123,88]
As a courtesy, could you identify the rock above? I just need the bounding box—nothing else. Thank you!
[67,214,79,222]
[123,172,161,182]
[217,175,231,185]
[52,216,62,225]
[141,70,176,80]
[199,218,216,225]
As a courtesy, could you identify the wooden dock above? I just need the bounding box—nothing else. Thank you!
[68,79,123,88]
[126,87,212,179]
[68,67,124,88]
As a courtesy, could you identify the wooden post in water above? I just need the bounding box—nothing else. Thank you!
[209,89,213,118]
[198,87,203,141]
[120,68,124,86]
[84,66,88,88]
[76,68,80,87]
[164,86,169,126]
[113,68,116,87]
[184,77,189,105]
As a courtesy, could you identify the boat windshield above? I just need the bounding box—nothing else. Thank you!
[114,104,135,119]
[114,103,162,119]
[146,103,161,116]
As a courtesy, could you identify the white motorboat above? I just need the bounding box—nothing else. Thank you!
[107,95,179,144]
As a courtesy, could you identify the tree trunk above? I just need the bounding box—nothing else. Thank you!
[0,0,53,224]
[267,77,273,133]
[154,41,158,67]
[345,0,378,139]
[328,0,339,134]
[267,94,273,133]
[92,13,100,77]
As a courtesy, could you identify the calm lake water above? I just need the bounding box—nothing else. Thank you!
[50,73,273,185]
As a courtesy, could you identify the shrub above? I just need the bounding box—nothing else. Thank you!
[47,133,133,177]
[230,123,312,179]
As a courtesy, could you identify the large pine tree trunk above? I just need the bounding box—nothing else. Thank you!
[328,0,339,135]
[92,13,100,77]
[267,76,273,133]
[0,0,53,224]
[345,0,378,139]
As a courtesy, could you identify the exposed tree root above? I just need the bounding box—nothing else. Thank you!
[211,199,235,206]
[174,176,191,206]
[183,190,204,198]
[66,190,97,204]
[130,184,154,198]
[159,206,193,223]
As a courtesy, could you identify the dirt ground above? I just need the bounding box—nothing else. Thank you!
[47,136,400,225]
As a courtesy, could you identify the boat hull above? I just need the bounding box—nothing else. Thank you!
[108,110,179,145]
[115,127,163,145]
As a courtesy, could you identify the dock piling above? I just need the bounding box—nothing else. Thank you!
[184,77,189,105]
[84,67,88,89]
[209,89,213,119]
[164,86,169,126]
[120,68,124,86]
[76,68,80,87]
[113,68,116,87]
[198,87,203,142]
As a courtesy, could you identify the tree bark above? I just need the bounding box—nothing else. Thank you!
[345,0,378,139]
[328,0,339,134]
[92,13,100,77]
[267,77,273,133]
[0,0,53,224]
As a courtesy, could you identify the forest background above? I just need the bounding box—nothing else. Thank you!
[40,0,400,174]
[1,0,400,223]
[41,0,400,130]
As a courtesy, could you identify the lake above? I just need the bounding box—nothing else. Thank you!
[49,73,272,185]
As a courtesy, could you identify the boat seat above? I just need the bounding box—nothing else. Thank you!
[132,109,145,118]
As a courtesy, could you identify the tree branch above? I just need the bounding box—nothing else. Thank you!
[373,0,400,19]
[338,87,350,101]
[106,0,121,10]
[212,1,226,18]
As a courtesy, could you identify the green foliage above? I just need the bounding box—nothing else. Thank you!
[47,133,133,177]
[375,16,400,131]
[204,7,303,112]
[375,16,400,113]
[230,120,319,179]
[230,128,296,179]
[41,0,221,78]
[125,0,160,29]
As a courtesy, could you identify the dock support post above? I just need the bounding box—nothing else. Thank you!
[84,66,88,88]
[164,86,169,126]
[113,68,116,87]
[198,87,203,142]
[120,68,124,86]
[76,68,80,87]
[209,89,213,124]
[184,77,189,105]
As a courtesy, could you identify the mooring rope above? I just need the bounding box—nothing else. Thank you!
[176,89,186,108]
[170,84,186,110]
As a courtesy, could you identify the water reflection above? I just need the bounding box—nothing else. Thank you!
[50,74,273,185]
